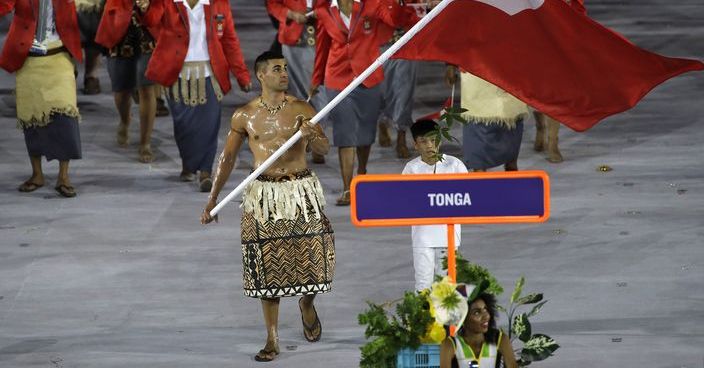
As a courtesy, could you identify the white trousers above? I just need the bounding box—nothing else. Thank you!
[413,247,448,291]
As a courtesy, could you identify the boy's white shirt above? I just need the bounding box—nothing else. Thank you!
[402,154,468,248]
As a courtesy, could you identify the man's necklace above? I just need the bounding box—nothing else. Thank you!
[259,97,288,116]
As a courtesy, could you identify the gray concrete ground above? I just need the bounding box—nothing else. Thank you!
[1,1,703,367]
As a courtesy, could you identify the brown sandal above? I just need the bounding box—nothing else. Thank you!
[54,184,76,198]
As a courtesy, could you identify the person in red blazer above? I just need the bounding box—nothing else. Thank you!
[139,0,252,191]
[266,0,329,164]
[375,0,422,159]
[311,0,413,205]
[1,0,84,198]
[96,0,160,163]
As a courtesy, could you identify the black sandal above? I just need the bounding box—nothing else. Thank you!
[54,184,76,198]
[254,347,279,362]
[18,181,43,192]
[299,297,322,342]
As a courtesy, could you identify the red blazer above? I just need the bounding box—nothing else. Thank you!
[266,0,308,46]
[0,0,83,73]
[142,0,251,94]
[95,0,160,49]
[313,0,410,91]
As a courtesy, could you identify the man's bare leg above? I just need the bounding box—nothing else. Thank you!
[83,47,101,95]
[504,159,518,171]
[337,147,355,205]
[356,145,371,175]
[19,156,45,191]
[55,160,76,197]
[396,130,410,158]
[299,294,321,341]
[378,119,392,147]
[546,117,564,163]
[137,85,156,163]
[114,91,132,146]
[257,297,280,360]
[533,111,546,152]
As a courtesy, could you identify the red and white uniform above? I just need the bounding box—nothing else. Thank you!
[0,0,83,72]
[312,0,416,91]
[141,0,250,94]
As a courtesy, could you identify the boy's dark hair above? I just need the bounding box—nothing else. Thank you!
[254,50,285,75]
[410,119,439,140]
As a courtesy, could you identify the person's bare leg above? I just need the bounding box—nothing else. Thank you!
[377,118,392,147]
[299,294,321,341]
[137,85,156,162]
[356,145,371,175]
[19,156,45,191]
[504,159,518,171]
[396,130,410,158]
[546,117,564,163]
[114,91,132,146]
[533,111,546,152]
[57,161,71,187]
[258,297,280,360]
[83,46,101,95]
[337,147,355,205]
[472,168,486,172]
[54,160,76,197]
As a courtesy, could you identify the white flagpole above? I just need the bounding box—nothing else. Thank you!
[210,0,455,216]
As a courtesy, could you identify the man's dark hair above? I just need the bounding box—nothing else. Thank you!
[254,50,285,75]
[410,119,439,140]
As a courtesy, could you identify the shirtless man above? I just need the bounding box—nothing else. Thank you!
[201,51,334,362]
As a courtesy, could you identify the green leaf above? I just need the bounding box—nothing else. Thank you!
[510,276,525,304]
[516,293,543,305]
[520,334,559,362]
[512,313,532,343]
[527,300,548,317]
[496,304,507,313]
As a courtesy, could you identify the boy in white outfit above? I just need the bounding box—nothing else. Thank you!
[402,119,468,291]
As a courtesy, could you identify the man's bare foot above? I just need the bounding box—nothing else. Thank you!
[199,172,213,192]
[546,145,564,163]
[378,121,392,147]
[254,339,279,362]
[335,190,351,206]
[117,123,129,147]
[299,297,322,342]
[54,178,76,198]
[534,133,545,152]
[138,145,154,163]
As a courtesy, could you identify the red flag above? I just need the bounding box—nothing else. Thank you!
[393,0,704,131]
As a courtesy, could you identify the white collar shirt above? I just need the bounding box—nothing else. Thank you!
[330,0,361,29]
[174,0,211,63]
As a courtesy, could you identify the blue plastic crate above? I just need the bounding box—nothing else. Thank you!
[396,344,441,368]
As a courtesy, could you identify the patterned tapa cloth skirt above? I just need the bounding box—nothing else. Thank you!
[16,51,82,161]
[240,170,335,298]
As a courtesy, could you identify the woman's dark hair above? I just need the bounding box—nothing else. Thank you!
[459,292,500,343]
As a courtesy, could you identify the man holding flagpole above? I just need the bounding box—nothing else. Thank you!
[201,51,335,362]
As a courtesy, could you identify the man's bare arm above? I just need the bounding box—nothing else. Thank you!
[201,110,248,224]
